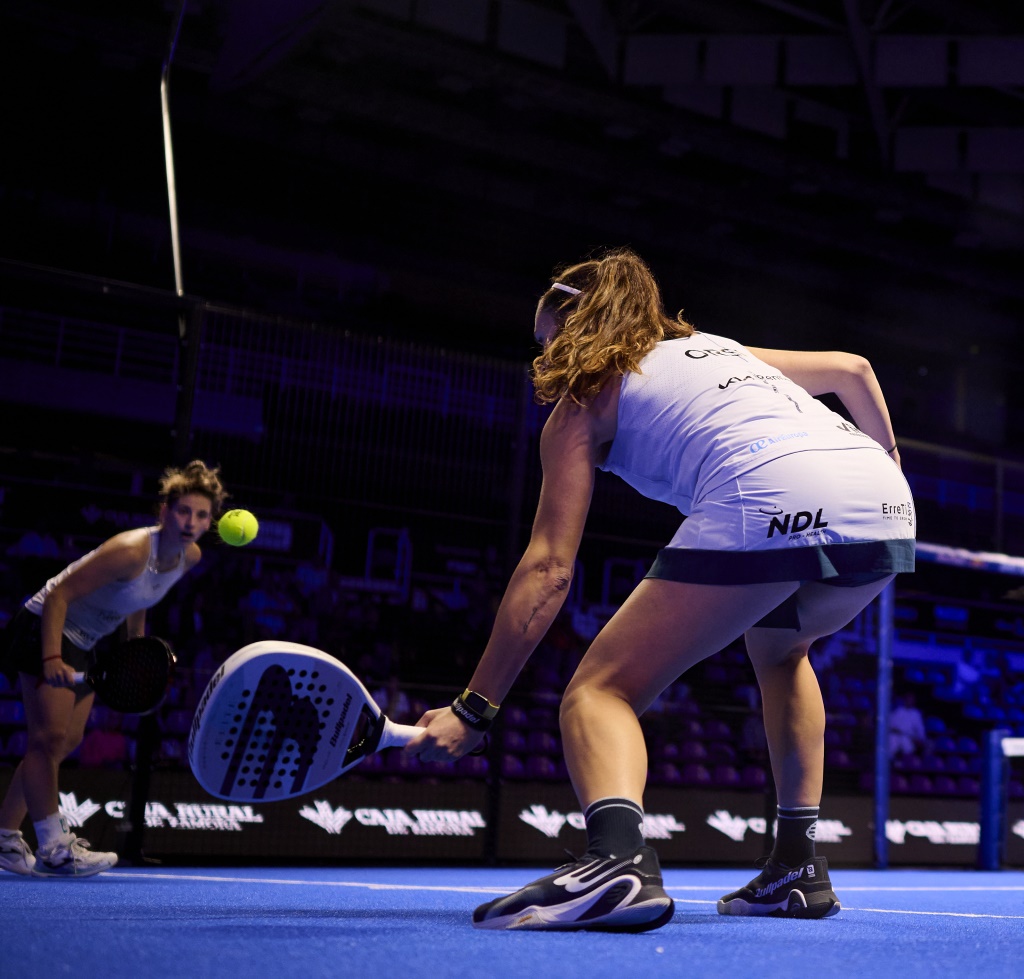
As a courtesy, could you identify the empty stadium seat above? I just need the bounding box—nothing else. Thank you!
[0,700,26,726]
[713,765,741,787]
[501,729,527,752]
[681,763,712,786]
[705,742,737,764]
[524,756,559,780]
[740,765,767,789]
[455,754,489,777]
[650,762,682,785]
[704,719,733,741]
[679,741,708,761]
[526,730,559,755]
[500,754,525,778]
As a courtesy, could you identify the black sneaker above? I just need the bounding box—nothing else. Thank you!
[473,846,675,932]
[717,856,840,919]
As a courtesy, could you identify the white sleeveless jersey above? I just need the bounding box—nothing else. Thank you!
[24,527,188,650]
[599,332,882,514]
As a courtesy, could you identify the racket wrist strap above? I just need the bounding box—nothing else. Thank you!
[451,689,499,732]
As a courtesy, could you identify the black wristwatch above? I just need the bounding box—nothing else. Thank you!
[451,688,500,732]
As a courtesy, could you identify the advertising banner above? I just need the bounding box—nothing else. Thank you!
[0,770,488,862]
[885,795,981,866]
[3,768,1020,867]
[1007,802,1024,867]
[495,783,875,866]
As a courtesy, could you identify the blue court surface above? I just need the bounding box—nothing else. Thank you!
[3,865,1022,979]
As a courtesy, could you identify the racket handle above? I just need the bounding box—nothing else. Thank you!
[377,718,422,750]
[38,671,86,690]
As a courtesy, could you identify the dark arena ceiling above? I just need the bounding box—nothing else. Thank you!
[2,0,1023,449]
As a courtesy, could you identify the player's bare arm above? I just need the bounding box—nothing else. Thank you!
[747,347,897,459]
[39,530,151,686]
[411,382,618,760]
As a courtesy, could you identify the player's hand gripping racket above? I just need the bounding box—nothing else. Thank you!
[72,636,176,715]
[188,641,422,802]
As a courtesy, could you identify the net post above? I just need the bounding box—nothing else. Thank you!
[161,0,187,299]
[119,712,161,865]
[873,581,895,868]
[978,728,1012,870]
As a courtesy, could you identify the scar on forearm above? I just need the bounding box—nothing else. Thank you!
[520,564,573,634]
[522,607,540,634]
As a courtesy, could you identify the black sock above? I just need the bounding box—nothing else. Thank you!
[771,806,818,868]
[584,797,645,858]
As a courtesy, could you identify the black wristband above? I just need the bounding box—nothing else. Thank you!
[451,697,492,731]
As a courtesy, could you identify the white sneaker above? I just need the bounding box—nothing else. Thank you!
[32,834,118,878]
[0,830,36,875]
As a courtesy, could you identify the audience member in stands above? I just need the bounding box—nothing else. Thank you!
[888,691,928,757]
[409,247,915,930]
[952,648,997,700]
[0,461,226,879]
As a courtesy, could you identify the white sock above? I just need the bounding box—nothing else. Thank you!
[33,812,69,849]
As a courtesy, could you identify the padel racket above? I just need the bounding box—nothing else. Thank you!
[188,641,422,802]
[73,636,176,715]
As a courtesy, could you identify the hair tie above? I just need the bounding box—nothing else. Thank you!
[551,282,581,296]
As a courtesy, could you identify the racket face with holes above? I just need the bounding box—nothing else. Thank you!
[90,636,175,714]
[188,641,384,802]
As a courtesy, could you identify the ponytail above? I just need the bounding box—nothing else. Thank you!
[532,248,692,404]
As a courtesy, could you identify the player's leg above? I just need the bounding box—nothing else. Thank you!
[718,576,894,918]
[473,578,799,931]
[15,680,117,878]
[9,676,76,822]
[560,578,800,807]
[0,681,95,827]
[0,676,76,875]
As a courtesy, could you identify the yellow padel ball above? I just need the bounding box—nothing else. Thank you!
[218,509,259,546]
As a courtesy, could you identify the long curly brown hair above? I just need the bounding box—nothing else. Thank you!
[532,248,694,405]
[158,460,228,516]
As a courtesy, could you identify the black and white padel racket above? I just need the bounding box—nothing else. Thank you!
[188,641,422,802]
[72,636,176,715]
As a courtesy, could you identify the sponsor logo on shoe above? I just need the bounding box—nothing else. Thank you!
[754,867,804,898]
[554,857,632,894]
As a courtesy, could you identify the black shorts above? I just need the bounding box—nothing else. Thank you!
[0,607,92,682]
[647,538,914,586]
[646,541,913,631]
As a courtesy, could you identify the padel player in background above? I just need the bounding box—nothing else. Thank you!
[411,248,915,930]
[0,460,227,878]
